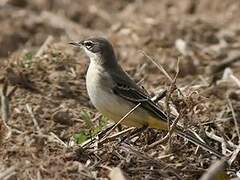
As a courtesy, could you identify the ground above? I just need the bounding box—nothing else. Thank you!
[0,0,240,179]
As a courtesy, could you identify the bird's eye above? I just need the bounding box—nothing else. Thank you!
[84,41,93,49]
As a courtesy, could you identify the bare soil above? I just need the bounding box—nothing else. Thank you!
[0,0,240,179]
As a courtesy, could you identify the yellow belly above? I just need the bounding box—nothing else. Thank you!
[86,62,168,130]
[100,101,169,130]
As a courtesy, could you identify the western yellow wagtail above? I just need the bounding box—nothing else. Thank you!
[70,37,223,158]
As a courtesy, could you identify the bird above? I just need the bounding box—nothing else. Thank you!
[70,37,223,158]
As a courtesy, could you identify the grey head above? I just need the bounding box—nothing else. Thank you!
[70,37,118,67]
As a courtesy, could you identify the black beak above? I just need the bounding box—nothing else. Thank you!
[69,42,81,46]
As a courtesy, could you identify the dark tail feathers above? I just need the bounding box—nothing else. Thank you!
[175,126,223,158]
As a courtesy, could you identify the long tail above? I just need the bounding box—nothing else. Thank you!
[175,126,223,158]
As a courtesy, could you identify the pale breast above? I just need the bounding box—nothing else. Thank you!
[86,61,150,127]
[87,63,132,116]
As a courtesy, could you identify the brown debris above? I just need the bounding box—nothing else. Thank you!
[0,0,240,179]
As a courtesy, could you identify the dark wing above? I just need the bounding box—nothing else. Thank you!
[111,70,168,121]
[110,68,223,158]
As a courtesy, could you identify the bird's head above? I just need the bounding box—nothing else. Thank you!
[70,37,117,66]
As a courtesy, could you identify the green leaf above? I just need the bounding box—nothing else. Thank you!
[73,131,90,144]
[23,51,35,68]
[73,114,109,144]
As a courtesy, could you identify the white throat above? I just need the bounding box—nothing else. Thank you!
[83,47,101,63]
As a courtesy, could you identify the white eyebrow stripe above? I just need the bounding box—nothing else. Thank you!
[84,40,94,44]
[84,40,98,46]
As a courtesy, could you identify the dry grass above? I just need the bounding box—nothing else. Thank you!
[0,0,240,179]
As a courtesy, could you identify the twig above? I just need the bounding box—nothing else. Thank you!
[140,52,183,150]
[206,131,236,151]
[146,114,181,150]
[81,123,115,148]
[141,50,186,98]
[0,80,19,139]
[100,103,141,141]
[0,80,15,139]
[214,124,232,155]
[165,58,180,149]
[99,127,135,145]
[1,81,10,123]
[26,104,41,133]
[120,143,181,179]
[35,35,54,58]
[228,145,240,165]
[230,74,240,89]
[227,97,240,144]
[140,50,173,82]
[49,132,68,148]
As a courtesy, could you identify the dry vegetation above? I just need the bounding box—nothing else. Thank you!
[0,0,240,179]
